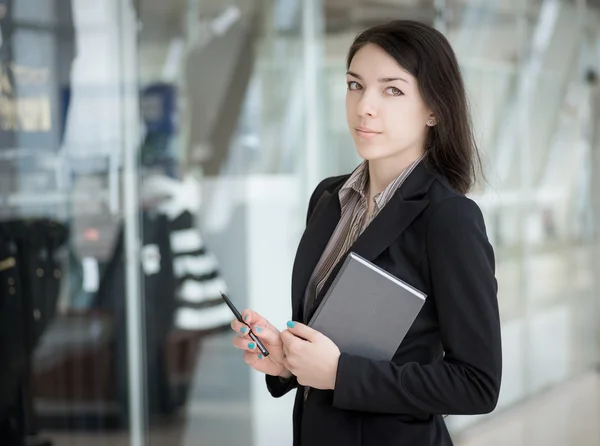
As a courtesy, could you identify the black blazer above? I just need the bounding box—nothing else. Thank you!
[265,161,502,446]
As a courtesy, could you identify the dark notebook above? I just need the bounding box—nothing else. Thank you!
[308,252,426,361]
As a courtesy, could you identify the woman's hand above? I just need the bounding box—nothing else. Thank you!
[281,321,341,390]
[231,310,291,378]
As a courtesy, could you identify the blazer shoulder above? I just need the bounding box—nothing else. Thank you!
[315,174,349,195]
[308,174,348,207]
[426,175,463,201]
[425,182,488,240]
[424,178,486,223]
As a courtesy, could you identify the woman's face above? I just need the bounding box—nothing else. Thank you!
[345,43,433,164]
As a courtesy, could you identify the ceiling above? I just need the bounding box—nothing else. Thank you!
[135,0,600,67]
[323,0,436,32]
[135,0,600,39]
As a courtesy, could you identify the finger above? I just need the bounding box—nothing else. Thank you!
[232,335,260,352]
[240,309,269,327]
[285,320,320,342]
[281,328,306,347]
[280,329,295,347]
[243,351,272,371]
[282,357,300,377]
[282,357,292,372]
[282,341,290,358]
[281,330,302,357]
[243,350,262,367]
[251,324,281,345]
[230,319,251,337]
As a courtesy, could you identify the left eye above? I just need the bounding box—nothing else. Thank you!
[385,87,403,96]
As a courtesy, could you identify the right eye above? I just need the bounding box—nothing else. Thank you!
[347,81,362,91]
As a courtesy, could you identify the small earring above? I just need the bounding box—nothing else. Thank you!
[427,119,434,126]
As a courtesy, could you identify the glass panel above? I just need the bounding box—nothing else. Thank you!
[444,0,599,433]
[136,0,315,445]
[0,0,143,445]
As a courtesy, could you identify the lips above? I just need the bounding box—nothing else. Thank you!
[355,127,381,138]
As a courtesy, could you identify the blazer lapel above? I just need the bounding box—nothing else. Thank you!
[352,197,429,261]
[305,161,436,321]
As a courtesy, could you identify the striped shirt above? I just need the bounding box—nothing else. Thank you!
[303,156,424,321]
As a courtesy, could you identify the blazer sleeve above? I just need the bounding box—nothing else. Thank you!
[265,177,333,398]
[332,196,502,415]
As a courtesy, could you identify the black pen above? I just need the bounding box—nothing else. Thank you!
[220,291,270,357]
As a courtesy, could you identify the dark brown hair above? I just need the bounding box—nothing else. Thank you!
[347,20,482,194]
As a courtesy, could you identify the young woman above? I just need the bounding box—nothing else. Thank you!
[230,19,502,446]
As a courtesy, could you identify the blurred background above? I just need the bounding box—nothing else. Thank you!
[0,0,599,445]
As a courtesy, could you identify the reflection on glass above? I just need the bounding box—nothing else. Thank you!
[0,0,143,444]
[136,0,296,445]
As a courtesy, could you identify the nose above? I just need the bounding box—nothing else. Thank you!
[356,91,377,118]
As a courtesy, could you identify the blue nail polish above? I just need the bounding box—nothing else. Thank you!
[248,342,256,350]
[254,326,262,333]
[258,354,263,359]
[240,327,247,334]
[244,315,249,322]
[286,321,296,328]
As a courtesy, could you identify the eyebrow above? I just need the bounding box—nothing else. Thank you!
[346,71,409,84]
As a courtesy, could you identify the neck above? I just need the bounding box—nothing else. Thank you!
[367,149,424,198]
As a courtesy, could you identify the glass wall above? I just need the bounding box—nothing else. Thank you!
[442,0,600,433]
[135,0,317,445]
[0,0,143,444]
[1,0,599,445]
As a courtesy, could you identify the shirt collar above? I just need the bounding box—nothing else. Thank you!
[339,155,425,210]
[341,160,369,197]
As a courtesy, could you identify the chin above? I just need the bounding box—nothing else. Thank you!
[355,144,389,161]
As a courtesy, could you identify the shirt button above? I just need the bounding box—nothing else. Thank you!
[54,269,61,279]
[36,268,44,277]
[8,277,14,286]
[9,287,15,295]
